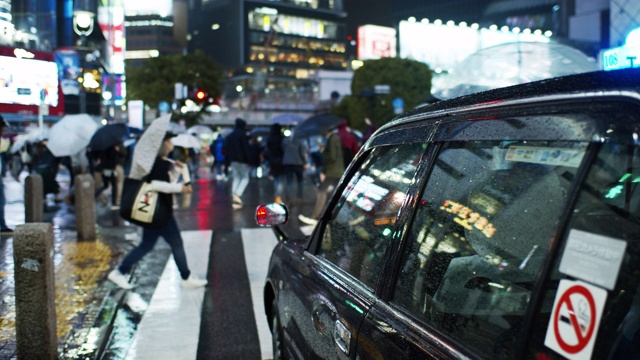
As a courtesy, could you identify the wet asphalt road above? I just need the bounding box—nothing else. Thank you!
[100,169,315,359]
[0,165,317,359]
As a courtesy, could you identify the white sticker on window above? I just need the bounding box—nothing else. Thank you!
[505,146,585,167]
[559,229,626,290]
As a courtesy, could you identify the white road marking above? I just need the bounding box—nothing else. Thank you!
[125,230,212,360]
[241,228,279,360]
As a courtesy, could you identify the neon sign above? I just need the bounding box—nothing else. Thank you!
[440,200,497,238]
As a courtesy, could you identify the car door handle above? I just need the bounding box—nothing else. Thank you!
[312,307,331,337]
[333,319,351,356]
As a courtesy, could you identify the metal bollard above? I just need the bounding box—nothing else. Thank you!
[24,174,43,223]
[74,174,96,241]
[13,223,57,360]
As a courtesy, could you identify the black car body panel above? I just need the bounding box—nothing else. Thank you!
[261,68,640,359]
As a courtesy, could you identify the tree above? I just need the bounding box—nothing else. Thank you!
[126,50,224,126]
[335,58,432,131]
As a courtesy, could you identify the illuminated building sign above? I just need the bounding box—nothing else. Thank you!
[440,199,497,238]
[357,25,397,60]
[0,45,64,116]
[399,19,550,72]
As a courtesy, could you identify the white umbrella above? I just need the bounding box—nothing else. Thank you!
[46,114,99,157]
[172,133,201,149]
[10,127,50,153]
[129,114,171,180]
[432,41,598,100]
[186,125,213,138]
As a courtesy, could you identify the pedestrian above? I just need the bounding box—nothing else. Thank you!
[282,133,308,204]
[248,134,263,178]
[94,144,122,209]
[209,134,227,180]
[224,118,252,209]
[264,123,285,203]
[362,117,377,143]
[336,120,360,167]
[0,116,13,233]
[33,140,61,211]
[307,135,324,188]
[108,130,207,290]
[114,141,128,208]
[298,126,345,225]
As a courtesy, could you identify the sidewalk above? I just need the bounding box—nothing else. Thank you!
[0,169,145,359]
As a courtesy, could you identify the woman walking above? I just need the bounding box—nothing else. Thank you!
[108,127,207,290]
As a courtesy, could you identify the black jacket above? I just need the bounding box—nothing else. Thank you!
[224,119,251,164]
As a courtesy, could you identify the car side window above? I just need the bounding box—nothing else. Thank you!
[528,142,640,359]
[317,144,424,289]
[392,140,588,359]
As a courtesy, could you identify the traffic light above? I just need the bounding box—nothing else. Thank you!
[194,89,206,102]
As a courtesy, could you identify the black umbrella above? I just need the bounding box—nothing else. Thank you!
[292,113,344,139]
[249,126,271,138]
[89,123,128,151]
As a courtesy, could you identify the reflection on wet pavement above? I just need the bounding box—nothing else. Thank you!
[0,169,134,359]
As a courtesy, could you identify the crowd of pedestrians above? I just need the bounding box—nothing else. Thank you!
[203,116,364,217]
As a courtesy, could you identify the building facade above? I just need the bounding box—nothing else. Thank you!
[188,0,348,111]
[124,0,187,69]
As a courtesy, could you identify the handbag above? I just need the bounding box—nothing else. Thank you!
[119,177,171,228]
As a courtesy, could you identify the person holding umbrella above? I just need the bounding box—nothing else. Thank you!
[298,125,345,225]
[0,116,13,233]
[108,115,207,290]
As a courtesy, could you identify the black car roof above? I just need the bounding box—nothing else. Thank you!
[404,68,640,119]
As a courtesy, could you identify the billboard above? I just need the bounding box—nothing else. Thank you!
[357,25,397,60]
[399,20,550,72]
[0,46,63,116]
[54,49,81,95]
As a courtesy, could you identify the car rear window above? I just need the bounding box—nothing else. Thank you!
[528,142,640,359]
[392,139,588,359]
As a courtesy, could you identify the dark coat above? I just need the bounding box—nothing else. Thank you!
[224,119,251,164]
[265,124,285,176]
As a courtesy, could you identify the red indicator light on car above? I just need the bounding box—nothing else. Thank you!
[256,205,268,225]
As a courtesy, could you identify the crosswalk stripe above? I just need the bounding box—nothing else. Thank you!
[242,228,279,360]
[125,230,212,360]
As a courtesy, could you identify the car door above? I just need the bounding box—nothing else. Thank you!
[279,143,426,359]
[525,101,640,360]
[357,103,605,359]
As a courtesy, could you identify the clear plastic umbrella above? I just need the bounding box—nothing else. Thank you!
[432,41,598,100]
[171,133,201,149]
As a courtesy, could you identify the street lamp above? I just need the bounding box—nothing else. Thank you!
[73,0,96,37]
[73,0,96,114]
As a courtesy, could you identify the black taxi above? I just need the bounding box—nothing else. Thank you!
[256,68,640,359]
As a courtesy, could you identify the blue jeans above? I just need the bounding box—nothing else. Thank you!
[230,162,251,197]
[119,217,191,280]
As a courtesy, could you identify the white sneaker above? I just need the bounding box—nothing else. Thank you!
[232,194,243,205]
[232,203,243,210]
[181,275,208,288]
[298,214,318,225]
[108,269,134,290]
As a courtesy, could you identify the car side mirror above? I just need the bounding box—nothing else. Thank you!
[256,203,289,226]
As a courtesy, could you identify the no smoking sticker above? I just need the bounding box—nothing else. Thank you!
[544,280,607,360]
